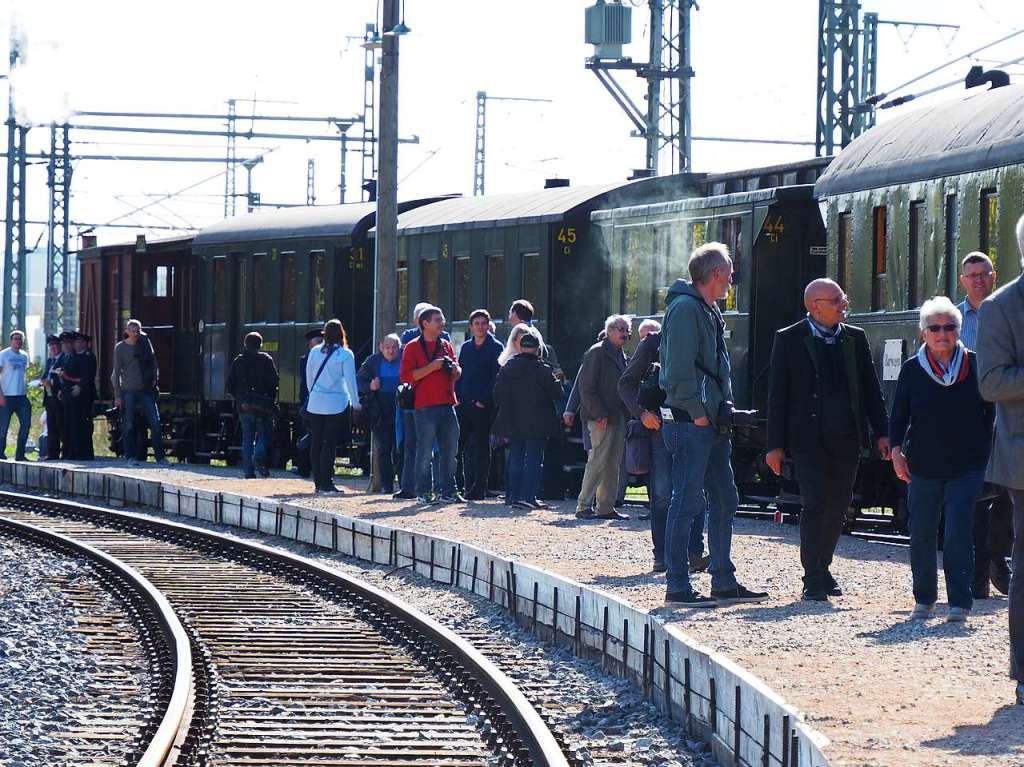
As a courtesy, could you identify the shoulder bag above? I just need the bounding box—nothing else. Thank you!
[300,345,337,418]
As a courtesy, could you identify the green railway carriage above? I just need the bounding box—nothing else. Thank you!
[815,83,1024,512]
[391,177,696,373]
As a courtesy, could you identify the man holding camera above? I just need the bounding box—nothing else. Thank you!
[399,305,463,505]
[766,278,889,601]
[660,243,768,608]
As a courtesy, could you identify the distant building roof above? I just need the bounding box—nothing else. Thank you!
[815,85,1024,197]
[393,180,659,234]
[194,197,452,247]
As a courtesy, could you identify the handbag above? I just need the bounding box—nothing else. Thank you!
[397,337,444,410]
[300,345,337,418]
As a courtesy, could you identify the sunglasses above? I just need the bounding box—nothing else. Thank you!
[925,323,958,333]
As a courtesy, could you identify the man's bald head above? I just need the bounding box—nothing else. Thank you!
[804,278,842,311]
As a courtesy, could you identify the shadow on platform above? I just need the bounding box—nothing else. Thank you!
[921,703,1024,760]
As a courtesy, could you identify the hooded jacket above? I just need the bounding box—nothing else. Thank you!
[659,279,732,425]
[491,352,563,440]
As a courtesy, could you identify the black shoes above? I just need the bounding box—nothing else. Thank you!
[688,553,711,574]
[440,493,467,504]
[712,585,769,604]
[802,588,828,602]
[664,590,718,608]
[595,510,630,520]
[652,559,666,573]
[991,566,1011,596]
[575,508,595,520]
[824,575,843,597]
[973,581,991,600]
[392,490,416,500]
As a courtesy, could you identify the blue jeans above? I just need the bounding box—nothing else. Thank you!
[507,438,546,504]
[122,390,164,461]
[239,412,273,478]
[400,409,440,494]
[662,420,739,593]
[0,394,31,460]
[414,405,459,496]
[908,470,985,609]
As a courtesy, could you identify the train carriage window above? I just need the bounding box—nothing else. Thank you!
[310,251,327,320]
[908,201,925,309]
[838,212,854,292]
[281,251,297,321]
[944,194,959,297]
[871,206,888,311]
[719,217,743,312]
[211,258,227,323]
[252,253,269,320]
[981,188,998,271]
[142,265,173,298]
[521,253,541,315]
[235,258,248,325]
[453,255,471,320]
[621,228,646,316]
[690,221,707,252]
[421,258,439,307]
[487,254,504,319]
[652,224,671,311]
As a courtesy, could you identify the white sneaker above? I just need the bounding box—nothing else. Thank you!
[910,603,934,619]
[946,606,970,623]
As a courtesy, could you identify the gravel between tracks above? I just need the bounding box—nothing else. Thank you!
[0,532,150,767]
[19,459,1024,766]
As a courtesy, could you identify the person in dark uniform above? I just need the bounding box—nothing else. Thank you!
[73,332,97,460]
[293,328,323,477]
[40,335,63,459]
[59,331,86,459]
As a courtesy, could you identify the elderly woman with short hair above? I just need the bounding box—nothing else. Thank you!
[890,296,994,622]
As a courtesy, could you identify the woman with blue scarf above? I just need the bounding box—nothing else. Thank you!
[890,296,994,623]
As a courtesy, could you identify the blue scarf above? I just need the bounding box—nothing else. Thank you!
[806,314,842,345]
[916,341,968,387]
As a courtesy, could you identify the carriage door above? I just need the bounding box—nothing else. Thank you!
[138,260,176,394]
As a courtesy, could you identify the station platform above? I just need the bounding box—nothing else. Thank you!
[8,458,1023,767]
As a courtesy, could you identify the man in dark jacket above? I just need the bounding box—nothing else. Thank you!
[456,309,503,499]
[293,328,323,478]
[357,333,402,494]
[766,278,890,600]
[660,243,768,608]
[618,321,708,574]
[73,333,97,459]
[492,330,562,509]
[226,332,280,479]
[40,335,63,459]
[574,314,631,521]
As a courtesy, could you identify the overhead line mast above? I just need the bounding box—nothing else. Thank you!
[472,92,551,196]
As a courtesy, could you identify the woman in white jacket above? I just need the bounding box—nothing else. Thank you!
[305,319,360,493]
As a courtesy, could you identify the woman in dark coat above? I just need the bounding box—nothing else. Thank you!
[492,328,563,509]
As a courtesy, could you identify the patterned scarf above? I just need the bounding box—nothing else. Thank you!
[916,341,969,387]
[806,314,842,345]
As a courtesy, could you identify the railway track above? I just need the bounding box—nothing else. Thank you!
[0,491,570,767]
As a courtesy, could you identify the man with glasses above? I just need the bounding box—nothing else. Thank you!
[976,216,1024,706]
[958,251,1014,599]
[574,314,632,521]
[767,278,889,601]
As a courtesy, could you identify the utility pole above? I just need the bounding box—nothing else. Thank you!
[45,124,72,335]
[3,31,27,340]
[585,0,695,176]
[375,0,400,346]
[473,91,551,196]
[306,159,316,205]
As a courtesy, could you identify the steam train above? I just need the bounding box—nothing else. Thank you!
[79,83,1024,513]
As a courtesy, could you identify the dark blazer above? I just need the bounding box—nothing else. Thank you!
[577,339,629,425]
[767,319,887,454]
[492,353,563,440]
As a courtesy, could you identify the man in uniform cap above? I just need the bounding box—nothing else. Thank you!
[293,327,323,477]
[59,332,86,458]
[73,332,97,459]
[40,335,63,459]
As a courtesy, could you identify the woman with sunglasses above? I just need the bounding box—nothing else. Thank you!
[890,296,994,623]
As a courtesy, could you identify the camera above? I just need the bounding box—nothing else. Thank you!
[716,400,759,436]
[441,357,455,374]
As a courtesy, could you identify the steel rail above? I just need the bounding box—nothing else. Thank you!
[0,512,193,767]
[0,490,570,767]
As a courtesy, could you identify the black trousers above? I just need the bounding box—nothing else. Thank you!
[1010,489,1024,682]
[793,438,861,590]
[62,395,83,460]
[456,402,493,498]
[308,411,346,490]
[974,485,1014,585]
[44,400,63,459]
[372,419,398,493]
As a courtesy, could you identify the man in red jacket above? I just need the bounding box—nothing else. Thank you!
[400,306,463,504]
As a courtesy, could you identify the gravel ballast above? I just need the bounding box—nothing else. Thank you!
[14,459,1024,766]
[0,531,150,766]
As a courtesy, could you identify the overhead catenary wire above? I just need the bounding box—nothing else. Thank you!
[880,52,1024,109]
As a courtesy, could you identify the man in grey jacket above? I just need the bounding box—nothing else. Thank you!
[112,319,165,465]
[977,214,1024,707]
[574,315,631,520]
[659,243,768,608]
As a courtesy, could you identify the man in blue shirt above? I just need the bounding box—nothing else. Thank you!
[959,250,1014,599]
[357,334,403,494]
[456,309,503,499]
